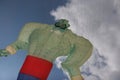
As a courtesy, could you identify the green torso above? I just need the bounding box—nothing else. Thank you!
[28,26,72,61]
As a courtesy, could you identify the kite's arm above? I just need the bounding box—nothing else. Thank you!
[6,40,29,54]
[5,22,43,54]
[62,36,93,80]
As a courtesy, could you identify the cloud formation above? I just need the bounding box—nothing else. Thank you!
[51,0,120,80]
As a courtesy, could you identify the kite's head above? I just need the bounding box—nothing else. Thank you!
[55,19,70,29]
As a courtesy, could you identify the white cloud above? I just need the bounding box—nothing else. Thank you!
[51,0,120,80]
[81,49,111,80]
[109,71,120,80]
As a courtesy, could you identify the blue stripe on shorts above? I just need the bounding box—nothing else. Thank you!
[17,73,40,80]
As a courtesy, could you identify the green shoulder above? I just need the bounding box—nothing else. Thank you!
[66,29,93,48]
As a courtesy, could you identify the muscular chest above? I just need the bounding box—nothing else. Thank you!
[29,28,65,48]
[28,27,72,56]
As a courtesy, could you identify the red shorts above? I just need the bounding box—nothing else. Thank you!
[20,55,53,80]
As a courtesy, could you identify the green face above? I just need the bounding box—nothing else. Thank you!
[55,19,70,29]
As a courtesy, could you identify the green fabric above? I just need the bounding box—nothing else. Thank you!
[9,22,93,77]
[55,19,70,29]
[0,49,10,57]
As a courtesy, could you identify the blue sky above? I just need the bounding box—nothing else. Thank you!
[0,0,69,80]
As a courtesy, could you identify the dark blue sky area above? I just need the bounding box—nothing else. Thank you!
[0,0,67,23]
[0,0,69,80]
[0,0,68,43]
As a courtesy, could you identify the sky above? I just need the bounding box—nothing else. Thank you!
[0,0,120,80]
[51,0,120,80]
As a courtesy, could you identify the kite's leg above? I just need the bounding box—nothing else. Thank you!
[18,55,53,80]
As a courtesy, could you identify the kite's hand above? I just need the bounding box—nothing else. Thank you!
[71,75,84,80]
[0,49,10,57]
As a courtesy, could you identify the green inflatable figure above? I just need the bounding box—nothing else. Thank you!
[0,19,93,80]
